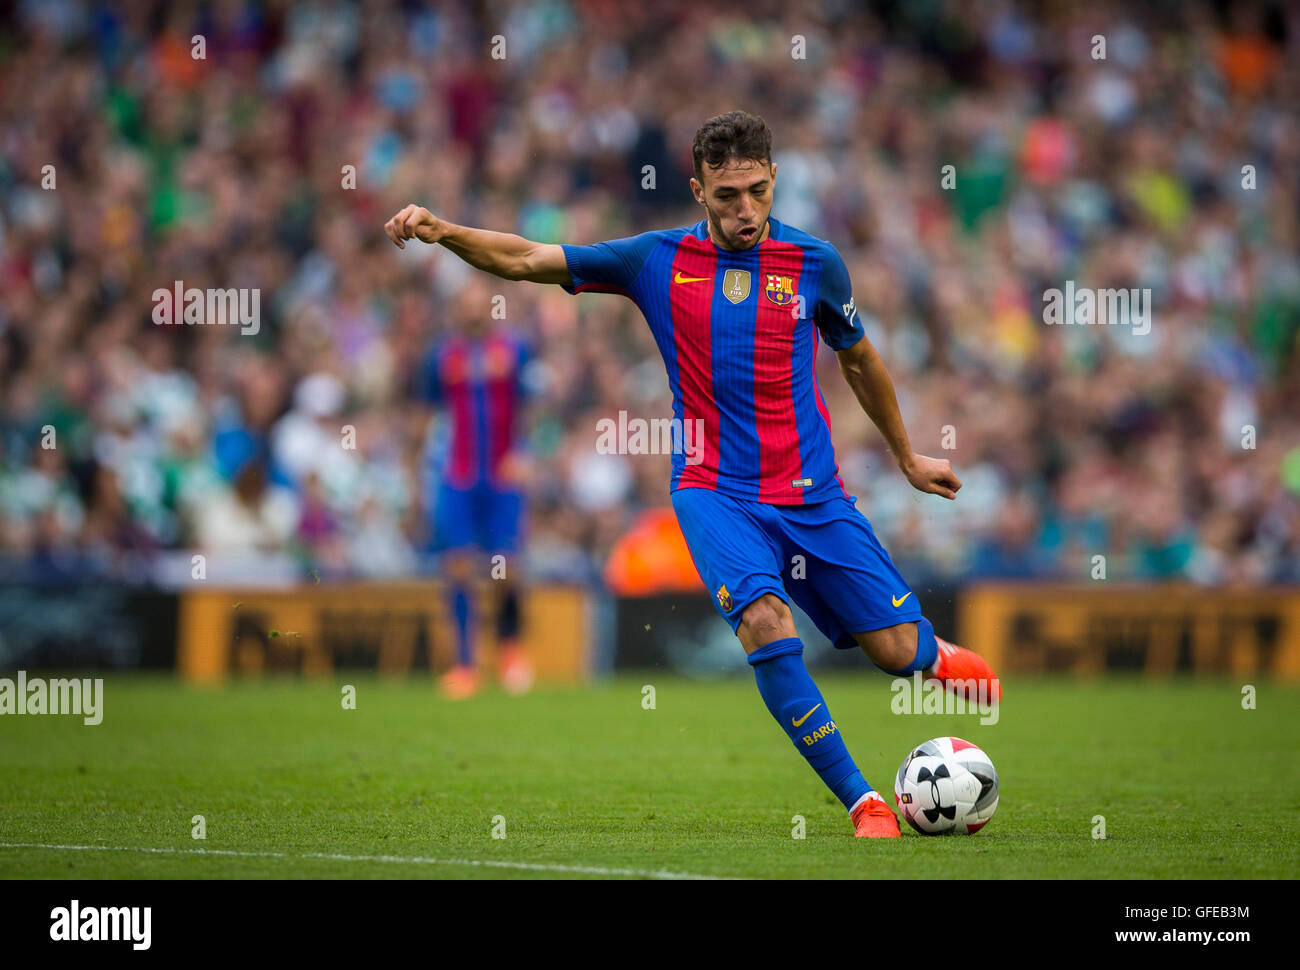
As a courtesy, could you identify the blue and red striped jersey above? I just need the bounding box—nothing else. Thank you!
[561,218,865,505]
[419,332,529,489]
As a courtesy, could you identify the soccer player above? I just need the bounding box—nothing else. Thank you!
[417,275,534,699]
[385,111,1001,836]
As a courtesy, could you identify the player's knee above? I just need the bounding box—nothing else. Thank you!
[855,622,918,670]
[443,552,476,583]
[739,594,793,647]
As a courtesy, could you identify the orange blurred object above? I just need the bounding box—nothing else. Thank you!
[1217,35,1280,97]
[603,508,705,595]
[152,33,206,89]
[1020,118,1075,186]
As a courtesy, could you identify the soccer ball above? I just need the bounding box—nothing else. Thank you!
[894,737,999,835]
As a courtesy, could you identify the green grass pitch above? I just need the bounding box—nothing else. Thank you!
[0,673,1295,879]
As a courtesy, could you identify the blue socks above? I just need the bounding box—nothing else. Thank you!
[877,617,939,676]
[452,587,472,666]
[747,637,874,812]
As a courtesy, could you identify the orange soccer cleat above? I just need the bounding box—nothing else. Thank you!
[497,642,535,696]
[439,665,481,700]
[851,795,902,838]
[927,637,1002,704]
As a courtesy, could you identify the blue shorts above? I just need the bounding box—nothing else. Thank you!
[434,481,523,554]
[671,487,922,649]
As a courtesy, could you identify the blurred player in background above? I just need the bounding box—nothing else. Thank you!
[418,276,534,699]
[387,111,1001,836]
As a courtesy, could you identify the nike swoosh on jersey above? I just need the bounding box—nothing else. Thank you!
[892,592,913,608]
[673,271,711,284]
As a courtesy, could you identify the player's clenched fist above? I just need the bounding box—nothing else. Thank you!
[384,204,444,248]
[900,453,963,500]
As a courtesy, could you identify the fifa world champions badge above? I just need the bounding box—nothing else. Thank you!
[723,269,751,305]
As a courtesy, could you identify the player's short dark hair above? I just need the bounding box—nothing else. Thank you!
[692,111,773,182]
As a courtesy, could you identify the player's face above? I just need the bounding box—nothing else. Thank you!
[455,278,491,337]
[691,158,776,251]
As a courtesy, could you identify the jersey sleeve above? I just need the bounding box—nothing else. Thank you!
[560,232,660,299]
[813,245,867,350]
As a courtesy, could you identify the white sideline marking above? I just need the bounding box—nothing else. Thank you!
[0,842,729,880]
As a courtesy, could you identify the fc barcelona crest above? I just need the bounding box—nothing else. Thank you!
[716,584,734,611]
[722,270,751,305]
[765,274,795,306]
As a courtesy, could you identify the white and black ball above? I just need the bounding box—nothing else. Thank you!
[894,736,999,835]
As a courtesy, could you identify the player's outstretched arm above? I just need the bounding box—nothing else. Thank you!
[836,336,962,500]
[383,204,570,284]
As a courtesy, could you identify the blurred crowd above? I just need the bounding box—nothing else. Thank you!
[1,0,1297,590]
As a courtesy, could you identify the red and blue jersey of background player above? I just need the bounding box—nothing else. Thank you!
[561,217,866,504]
[419,331,529,489]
